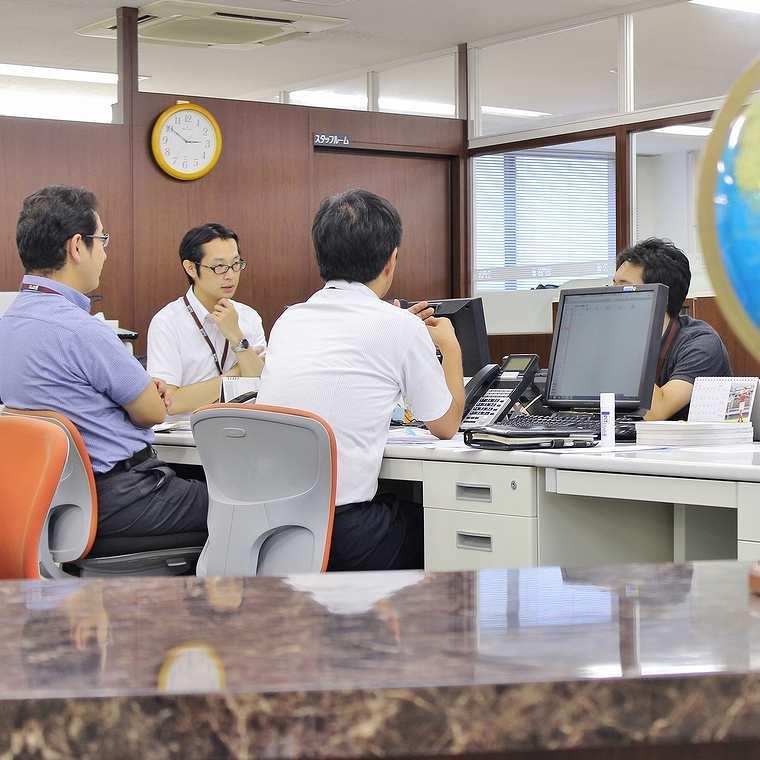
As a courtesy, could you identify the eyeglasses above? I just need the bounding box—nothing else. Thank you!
[85,232,110,249]
[200,259,247,276]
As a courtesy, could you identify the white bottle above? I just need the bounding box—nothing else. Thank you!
[600,392,615,447]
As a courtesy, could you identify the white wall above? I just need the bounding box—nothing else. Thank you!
[634,150,714,298]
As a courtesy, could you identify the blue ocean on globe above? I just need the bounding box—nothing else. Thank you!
[715,105,760,329]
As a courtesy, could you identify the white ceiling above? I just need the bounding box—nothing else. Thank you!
[0,0,683,101]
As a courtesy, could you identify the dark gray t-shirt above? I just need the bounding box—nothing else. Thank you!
[661,315,732,420]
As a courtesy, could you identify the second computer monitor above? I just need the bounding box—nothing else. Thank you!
[426,297,491,377]
[545,284,667,412]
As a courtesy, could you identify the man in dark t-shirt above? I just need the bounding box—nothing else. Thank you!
[613,238,731,421]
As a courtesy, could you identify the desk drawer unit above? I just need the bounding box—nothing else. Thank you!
[549,469,737,508]
[738,483,760,544]
[424,507,537,570]
[422,461,536,517]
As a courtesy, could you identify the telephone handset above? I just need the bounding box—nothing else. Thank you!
[461,354,539,430]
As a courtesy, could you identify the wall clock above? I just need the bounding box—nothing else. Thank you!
[151,102,222,181]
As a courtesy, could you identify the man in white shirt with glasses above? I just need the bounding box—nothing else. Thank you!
[148,223,266,419]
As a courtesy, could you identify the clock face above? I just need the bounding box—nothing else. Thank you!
[153,106,221,180]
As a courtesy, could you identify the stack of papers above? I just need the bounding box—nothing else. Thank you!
[635,420,754,447]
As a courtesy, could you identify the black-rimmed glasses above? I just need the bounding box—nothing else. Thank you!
[200,260,247,275]
[85,232,110,249]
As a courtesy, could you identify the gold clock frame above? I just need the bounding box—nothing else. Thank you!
[697,57,760,362]
[150,102,223,181]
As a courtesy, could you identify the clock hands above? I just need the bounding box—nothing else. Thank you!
[169,125,201,144]
[169,125,188,143]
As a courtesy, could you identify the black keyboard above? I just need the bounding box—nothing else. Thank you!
[501,414,639,441]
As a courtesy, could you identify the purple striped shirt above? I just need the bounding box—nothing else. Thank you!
[0,275,153,472]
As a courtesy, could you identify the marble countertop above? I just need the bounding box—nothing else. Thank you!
[5,561,760,757]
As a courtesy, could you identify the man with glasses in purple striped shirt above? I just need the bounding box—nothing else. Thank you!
[0,185,208,542]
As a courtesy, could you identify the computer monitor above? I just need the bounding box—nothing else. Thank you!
[545,284,667,412]
[425,297,491,377]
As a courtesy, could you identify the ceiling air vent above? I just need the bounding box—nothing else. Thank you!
[77,0,348,49]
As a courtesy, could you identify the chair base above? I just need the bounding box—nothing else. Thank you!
[65,546,203,577]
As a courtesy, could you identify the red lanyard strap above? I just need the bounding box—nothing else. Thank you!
[656,316,681,387]
[183,295,229,376]
[20,283,63,295]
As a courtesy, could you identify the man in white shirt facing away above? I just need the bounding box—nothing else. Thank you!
[148,223,266,419]
[257,189,464,571]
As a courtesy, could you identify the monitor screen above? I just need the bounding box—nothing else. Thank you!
[423,297,491,377]
[545,285,667,411]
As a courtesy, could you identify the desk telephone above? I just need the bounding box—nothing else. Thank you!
[461,354,540,430]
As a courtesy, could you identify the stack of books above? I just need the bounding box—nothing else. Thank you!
[635,421,754,447]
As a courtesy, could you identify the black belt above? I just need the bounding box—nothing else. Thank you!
[95,445,154,480]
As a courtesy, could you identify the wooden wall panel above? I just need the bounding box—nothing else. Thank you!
[0,117,133,326]
[693,297,760,377]
[311,150,452,302]
[0,98,464,355]
[309,109,464,156]
[131,94,314,347]
[488,334,555,367]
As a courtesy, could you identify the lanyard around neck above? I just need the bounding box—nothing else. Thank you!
[183,295,229,376]
[656,316,682,386]
[20,282,64,296]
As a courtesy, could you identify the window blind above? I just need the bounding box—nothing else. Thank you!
[473,146,616,291]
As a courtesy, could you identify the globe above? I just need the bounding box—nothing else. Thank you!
[699,58,760,362]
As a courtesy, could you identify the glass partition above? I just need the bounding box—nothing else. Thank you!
[288,76,367,111]
[377,53,456,118]
[631,120,713,294]
[633,2,760,109]
[473,136,616,292]
[477,19,618,137]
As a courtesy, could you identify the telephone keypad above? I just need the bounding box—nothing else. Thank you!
[462,388,514,428]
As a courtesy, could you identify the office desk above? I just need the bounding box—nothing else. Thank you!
[155,430,760,570]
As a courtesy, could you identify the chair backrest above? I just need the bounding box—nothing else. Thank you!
[2,408,98,571]
[0,416,68,579]
[191,403,337,576]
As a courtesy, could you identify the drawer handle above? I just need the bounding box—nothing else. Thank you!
[224,427,247,438]
[455,482,492,503]
[456,532,493,552]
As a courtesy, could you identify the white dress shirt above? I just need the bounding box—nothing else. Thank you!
[256,280,452,506]
[147,287,266,416]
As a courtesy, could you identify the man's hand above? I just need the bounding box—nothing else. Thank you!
[210,298,243,343]
[393,298,435,322]
[425,315,459,354]
[152,378,173,410]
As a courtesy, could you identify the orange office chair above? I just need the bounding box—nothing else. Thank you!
[1,408,206,578]
[191,403,337,576]
[0,416,68,579]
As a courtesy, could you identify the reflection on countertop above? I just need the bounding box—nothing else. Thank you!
[3,561,760,757]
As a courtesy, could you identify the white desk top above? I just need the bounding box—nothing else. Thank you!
[153,428,760,483]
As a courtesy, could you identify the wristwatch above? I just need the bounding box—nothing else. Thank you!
[231,337,250,354]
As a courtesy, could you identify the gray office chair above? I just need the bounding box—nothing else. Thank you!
[191,403,337,576]
[1,408,205,578]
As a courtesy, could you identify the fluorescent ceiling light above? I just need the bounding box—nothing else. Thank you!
[481,105,551,118]
[690,0,760,13]
[378,96,455,117]
[653,125,712,136]
[0,63,148,84]
[289,89,367,109]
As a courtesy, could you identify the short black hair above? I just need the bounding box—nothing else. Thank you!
[617,237,691,317]
[179,223,240,285]
[311,189,402,283]
[16,185,98,273]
